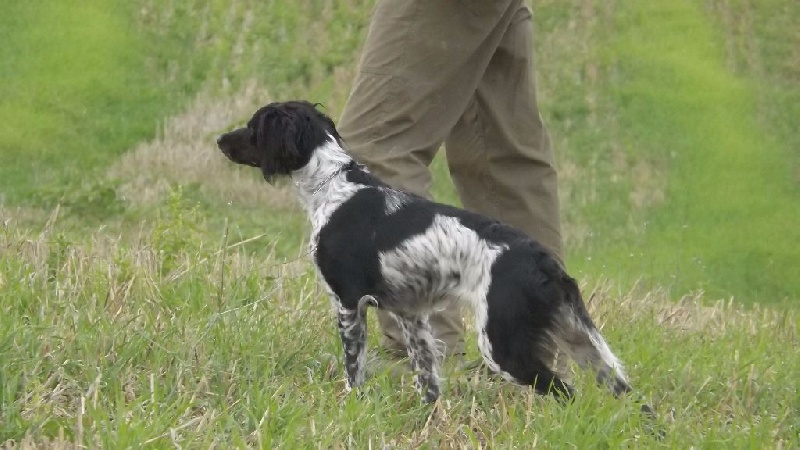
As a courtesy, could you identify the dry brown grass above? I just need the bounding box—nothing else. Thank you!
[1,431,73,450]
[109,82,298,210]
[583,278,796,339]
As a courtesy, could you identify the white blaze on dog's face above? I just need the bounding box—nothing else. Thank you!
[216,101,339,183]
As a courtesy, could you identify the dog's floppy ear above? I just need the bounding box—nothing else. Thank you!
[251,102,334,181]
[252,108,296,180]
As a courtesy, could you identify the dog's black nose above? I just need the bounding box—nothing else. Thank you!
[216,135,224,147]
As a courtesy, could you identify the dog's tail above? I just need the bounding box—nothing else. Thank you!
[548,277,632,397]
[357,295,378,316]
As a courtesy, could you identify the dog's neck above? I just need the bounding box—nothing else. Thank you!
[291,137,355,210]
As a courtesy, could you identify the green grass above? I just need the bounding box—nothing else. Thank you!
[598,0,799,303]
[525,0,800,305]
[1,207,797,447]
[2,0,796,304]
[0,1,206,207]
[0,0,372,228]
[1,0,799,446]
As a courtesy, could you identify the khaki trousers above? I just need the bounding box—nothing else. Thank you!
[338,0,563,358]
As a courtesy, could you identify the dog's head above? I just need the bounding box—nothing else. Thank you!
[216,101,339,182]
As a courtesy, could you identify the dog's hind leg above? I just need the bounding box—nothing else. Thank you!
[334,295,374,391]
[394,313,441,403]
[476,287,574,400]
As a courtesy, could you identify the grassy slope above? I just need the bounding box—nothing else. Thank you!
[1,0,795,304]
[0,0,372,253]
[0,1,205,208]
[600,0,799,303]
[1,0,799,446]
[525,0,799,305]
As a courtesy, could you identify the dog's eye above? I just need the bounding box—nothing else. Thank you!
[249,131,257,146]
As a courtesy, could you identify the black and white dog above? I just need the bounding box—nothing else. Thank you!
[217,101,646,407]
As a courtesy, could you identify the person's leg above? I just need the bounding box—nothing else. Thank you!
[338,0,520,357]
[444,4,569,377]
[445,4,563,262]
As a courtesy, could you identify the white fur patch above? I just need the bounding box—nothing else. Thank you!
[382,188,409,215]
[378,214,510,377]
[292,138,365,248]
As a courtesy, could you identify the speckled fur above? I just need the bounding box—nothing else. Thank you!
[217,101,650,409]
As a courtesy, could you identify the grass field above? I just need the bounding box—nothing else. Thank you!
[1,0,798,447]
[1,211,797,447]
[531,0,800,304]
[596,0,800,303]
[0,1,207,206]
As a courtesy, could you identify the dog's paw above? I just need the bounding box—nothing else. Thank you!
[422,387,440,403]
[416,376,440,403]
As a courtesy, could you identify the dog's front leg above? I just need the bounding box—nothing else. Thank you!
[333,299,369,392]
[394,314,441,403]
